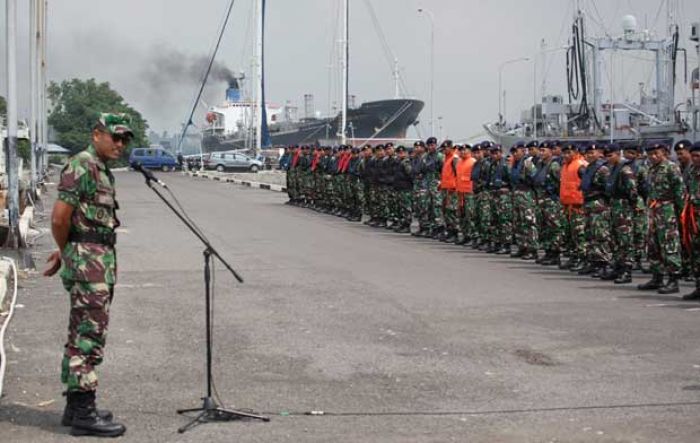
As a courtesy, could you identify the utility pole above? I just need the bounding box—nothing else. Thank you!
[418,8,435,136]
[5,0,21,248]
[254,0,264,157]
[29,0,38,198]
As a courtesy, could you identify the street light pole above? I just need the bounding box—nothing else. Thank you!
[418,7,435,136]
[5,0,21,247]
[498,57,530,125]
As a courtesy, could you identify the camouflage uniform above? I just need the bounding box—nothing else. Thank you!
[630,157,649,265]
[488,156,512,250]
[681,163,700,286]
[58,144,120,393]
[581,159,612,269]
[474,156,492,246]
[607,160,638,275]
[393,154,414,231]
[411,153,429,233]
[424,151,443,232]
[533,157,563,260]
[646,159,684,276]
[511,155,539,255]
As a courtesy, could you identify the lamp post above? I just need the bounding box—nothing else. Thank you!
[498,57,530,126]
[418,7,435,136]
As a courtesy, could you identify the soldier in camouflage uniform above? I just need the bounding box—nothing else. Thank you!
[411,141,430,236]
[44,113,130,437]
[439,141,459,243]
[601,143,637,284]
[366,146,384,226]
[674,140,694,280]
[578,142,612,277]
[624,145,649,272]
[510,141,539,259]
[475,142,494,249]
[392,146,414,233]
[532,142,563,265]
[487,144,512,254]
[424,137,444,237]
[562,144,589,271]
[680,141,700,300]
[637,142,685,294]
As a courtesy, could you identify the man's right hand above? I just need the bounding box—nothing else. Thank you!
[43,250,62,277]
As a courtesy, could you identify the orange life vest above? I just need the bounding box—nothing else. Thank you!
[440,152,457,190]
[560,155,587,205]
[455,157,476,193]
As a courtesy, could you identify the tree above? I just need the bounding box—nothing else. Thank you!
[47,79,148,161]
[0,95,6,116]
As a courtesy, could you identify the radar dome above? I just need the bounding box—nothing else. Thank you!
[622,15,637,34]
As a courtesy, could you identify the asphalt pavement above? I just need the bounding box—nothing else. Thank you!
[2,171,700,442]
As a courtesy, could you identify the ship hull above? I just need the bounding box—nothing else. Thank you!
[203,98,424,151]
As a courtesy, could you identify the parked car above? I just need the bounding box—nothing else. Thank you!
[129,147,179,171]
[204,152,263,173]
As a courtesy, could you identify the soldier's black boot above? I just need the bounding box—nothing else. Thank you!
[577,261,595,275]
[657,274,679,295]
[497,244,511,255]
[682,280,700,301]
[637,273,663,291]
[600,265,620,281]
[486,243,499,253]
[69,391,126,437]
[444,230,457,243]
[614,267,632,284]
[591,263,607,278]
[521,250,538,261]
[62,392,113,427]
[541,252,559,266]
[510,248,525,258]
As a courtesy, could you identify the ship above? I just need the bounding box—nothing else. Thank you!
[202,77,424,151]
[483,5,700,148]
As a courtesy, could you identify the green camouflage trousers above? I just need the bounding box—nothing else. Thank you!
[458,193,476,238]
[610,198,634,268]
[62,280,114,393]
[475,192,492,242]
[539,198,563,254]
[563,204,586,261]
[512,190,539,252]
[689,209,700,278]
[491,190,513,245]
[632,200,648,261]
[428,179,442,228]
[584,199,612,264]
[413,184,430,229]
[648,202,682,275]
[442,190,459,233]
[397,190,413,227]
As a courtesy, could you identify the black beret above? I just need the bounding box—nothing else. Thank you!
[426,137,437,145]
[526,140,539,148]
[674,139,693,151]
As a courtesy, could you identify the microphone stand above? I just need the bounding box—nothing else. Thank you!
[138,172,269,433]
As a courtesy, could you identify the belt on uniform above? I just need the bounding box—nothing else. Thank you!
[68,231,117,247]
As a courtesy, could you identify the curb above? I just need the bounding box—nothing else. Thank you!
[185,171,287,193]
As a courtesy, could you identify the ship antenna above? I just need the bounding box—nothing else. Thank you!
[176,0,236,162]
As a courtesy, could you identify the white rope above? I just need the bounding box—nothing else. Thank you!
[0,257,19,398]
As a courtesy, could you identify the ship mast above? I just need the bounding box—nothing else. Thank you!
[254,0,264,156]
[340,0,349,145]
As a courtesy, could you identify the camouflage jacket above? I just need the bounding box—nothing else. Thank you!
[647,159,684,209]
[685,165,700,207]
[533,158,561,200]
[606,161,637,203]
[57,145,119,284]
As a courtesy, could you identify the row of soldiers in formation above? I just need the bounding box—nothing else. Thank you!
[282,137,700,299]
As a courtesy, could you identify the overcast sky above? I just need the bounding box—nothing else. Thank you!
[2,0,700,142]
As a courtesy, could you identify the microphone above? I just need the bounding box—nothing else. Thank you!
[134,163,167,188]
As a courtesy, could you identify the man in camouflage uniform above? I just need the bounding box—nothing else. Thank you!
[487,144,512,254]
[424,137,444,237]
[510,141,539,259]
[44,113,130,437]
[624,145,649,271]
[637,142,685,294]
[439,141,459,243]
[471,143,491,249]
[411,141,430,236]
[392,146,414,233]
[347,148,363,221]
[601,143,637,284]
[675,140,694,280]
[563,144,589,271]
[366,146,384,226]
[578,142,612,277]
[680,141,700,300]
[532,141,563,265]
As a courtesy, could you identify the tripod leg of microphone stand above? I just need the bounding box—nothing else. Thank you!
[215,407,270,422]
[177,410,209,434]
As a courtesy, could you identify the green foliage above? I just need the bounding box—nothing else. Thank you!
[0,95,6,116]
[47,79,148,163]
[17,139,31,164]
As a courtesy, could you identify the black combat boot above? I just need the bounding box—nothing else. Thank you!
[577,261,596,275]
[637,273,663,291]
[614,267,632,284]
[569,259,585,272]
[600,265,620,281]
[496,244,511,255]
[657,274,679,294]
[510,248,525,258]
[591,263,607,278]
[444,231,457,243]
[62,391,113,427]
[486,243,499,253]
[541,253,559,266]
[69,391,126,437]
[521,250,537,261]
[682,280,700,301]
[396,225,410,234]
